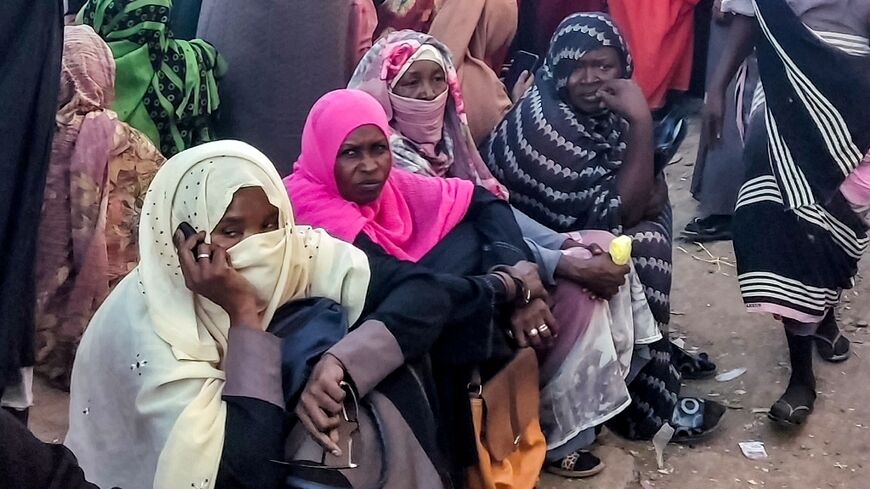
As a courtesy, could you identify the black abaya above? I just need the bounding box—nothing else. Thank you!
[0,1,63,391]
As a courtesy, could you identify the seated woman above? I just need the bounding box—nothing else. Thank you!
[352,0,519,145]
[483,12,720,377]
[35,24,165,389]
[285,88,716,479]
[65,140,527,488]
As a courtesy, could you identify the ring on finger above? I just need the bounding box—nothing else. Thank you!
[196,253,211,260]
[538,324,549,333]
[528,328,539,337]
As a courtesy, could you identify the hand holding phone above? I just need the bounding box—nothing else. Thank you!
[172,223,262,327]
[505,50,540,101]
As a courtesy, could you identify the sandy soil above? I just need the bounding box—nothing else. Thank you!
[27,120,869,489]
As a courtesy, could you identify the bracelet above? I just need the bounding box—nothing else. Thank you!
[512,275,531,306]
[490,266,531,306]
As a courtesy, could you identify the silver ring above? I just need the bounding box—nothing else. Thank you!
[528,328,539,337]
[196,253,211,260]
[538,324,549,333]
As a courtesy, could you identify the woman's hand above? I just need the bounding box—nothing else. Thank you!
[295,355,347,457]
[504,261,548,302]
[597,79,651,124]
[560,237,585,250]
[511,70,535,103]
[174,230,261,327]
[510,298,557,350]
[701,87,727,152]
[556,253,629,300]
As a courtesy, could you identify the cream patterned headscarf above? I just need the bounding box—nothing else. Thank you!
[66,140,370,489]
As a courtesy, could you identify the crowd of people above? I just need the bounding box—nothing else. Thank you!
[0,0,868,488]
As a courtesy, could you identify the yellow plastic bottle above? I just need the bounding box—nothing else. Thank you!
[609,235,633,266]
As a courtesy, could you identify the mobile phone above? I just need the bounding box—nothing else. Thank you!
[504,50,540,95]
[178,222,198,241]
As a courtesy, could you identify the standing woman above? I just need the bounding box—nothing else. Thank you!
[0,0,62,420]
[428,0,518,144]
[608,0,700,110]
[77,0,225,157]
[685,0,759,243]
[704,0,870,425]
[35,25,165,389]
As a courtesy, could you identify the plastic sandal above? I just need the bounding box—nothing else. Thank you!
[814,331,850,363]
[670,398,726,444]
[768,389,815,427]
[672,344,718,380]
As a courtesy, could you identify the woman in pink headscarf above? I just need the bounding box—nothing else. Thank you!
[285,88,535,276]
[34,25,164,389]
[286,88,556,485]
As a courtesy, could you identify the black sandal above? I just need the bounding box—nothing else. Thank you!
[670,397,726,444]
[814,313,851,363]
[768,385,816,427]
[545,450,606,479]
[672,343,718,380]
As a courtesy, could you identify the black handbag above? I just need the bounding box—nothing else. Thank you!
[267,297,348,409]
[267,298,378,489]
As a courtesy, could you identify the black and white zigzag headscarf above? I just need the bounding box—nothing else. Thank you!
[483,13,633,233]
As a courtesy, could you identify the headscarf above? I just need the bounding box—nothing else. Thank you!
[77,0,226,157]
[428,0,517,143]
[65,140,370,489]
[34,25,164,388]
[482,13,634,233]
[285,89,475,263]
[387,44,452,170]
[348,30,506,198]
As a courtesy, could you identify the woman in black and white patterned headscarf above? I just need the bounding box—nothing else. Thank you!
[484,11,725,474]
[482,13,676,327]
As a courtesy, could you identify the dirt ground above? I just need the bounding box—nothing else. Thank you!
[28,120,870,489]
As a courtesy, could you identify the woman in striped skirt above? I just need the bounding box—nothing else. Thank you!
[704,0,870,426]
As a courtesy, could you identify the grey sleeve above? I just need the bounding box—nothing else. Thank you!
[524,238,562,286]
[511,207,566,285]
[223,328,284,408]
[512,207,569,250]
[326,320,403,397]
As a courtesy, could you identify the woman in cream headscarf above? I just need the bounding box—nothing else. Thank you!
[64,140,373,488]
[66,139,522,488]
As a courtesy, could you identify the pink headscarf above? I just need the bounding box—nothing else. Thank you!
[284,89,475,262]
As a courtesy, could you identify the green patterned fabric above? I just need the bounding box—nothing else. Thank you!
[78,0,225,156]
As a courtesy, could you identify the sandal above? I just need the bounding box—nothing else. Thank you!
[768,385,816,427]
[670,397,726,444]
[814,313,851,363]
[545,450,606,479]
[672,343,717,380]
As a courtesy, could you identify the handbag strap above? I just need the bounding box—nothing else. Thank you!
[469,362,526,444]
[468,367,483,399]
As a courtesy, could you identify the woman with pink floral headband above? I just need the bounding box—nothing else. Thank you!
[348,30,507,197]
